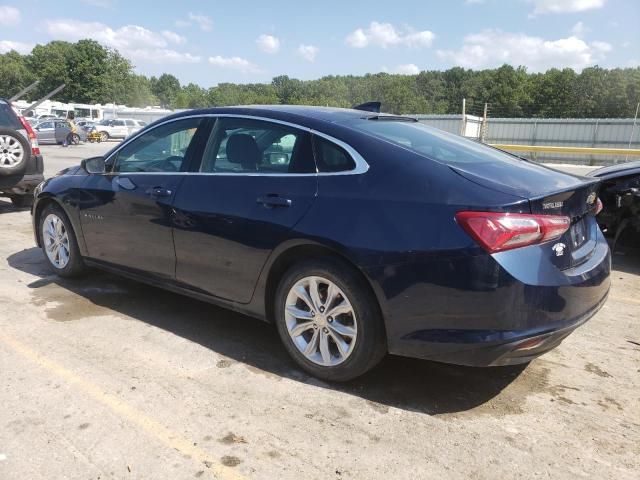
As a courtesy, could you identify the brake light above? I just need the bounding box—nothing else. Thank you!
[18,115,41,156]
[595,197,603,215]
[455,211,570,253]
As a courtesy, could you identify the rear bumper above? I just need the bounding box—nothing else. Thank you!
[0,171,44,195]
[372,232,611,367]
[399,290,608,366]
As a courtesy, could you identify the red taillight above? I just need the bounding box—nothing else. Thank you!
[595,197,603,215]
[18,115,41,156]
[455,211,570,253]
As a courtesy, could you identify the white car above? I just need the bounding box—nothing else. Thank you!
[96,118,147,141]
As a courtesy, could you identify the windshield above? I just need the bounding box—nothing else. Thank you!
[348,119,526,167]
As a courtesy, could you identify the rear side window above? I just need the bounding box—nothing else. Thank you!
[313,137,356,173]
[0,102,22,129]
[349,119,526,167]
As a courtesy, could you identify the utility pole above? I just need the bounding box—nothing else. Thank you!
[480,102,488,143]
[460,98,466,136]
[626,101,640,163]
[9,81,39,102]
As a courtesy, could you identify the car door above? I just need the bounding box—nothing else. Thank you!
[79,116,208,279]
[172,116,318,303]
[54,121,70,143]
[109,119,127,138]
[35,121,55,143]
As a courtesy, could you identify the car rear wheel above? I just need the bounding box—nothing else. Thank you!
[0,128,30,176]
[274,258,386,381]
[39,203,85,277]
[99,131,109,142]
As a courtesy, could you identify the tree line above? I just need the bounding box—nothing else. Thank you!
[1,39,639,118]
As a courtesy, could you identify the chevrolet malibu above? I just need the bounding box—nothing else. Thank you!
[32,106,611,381]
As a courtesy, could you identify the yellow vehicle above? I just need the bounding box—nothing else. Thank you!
[87,130,102,143]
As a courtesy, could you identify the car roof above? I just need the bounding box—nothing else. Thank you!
[173,105,377,126]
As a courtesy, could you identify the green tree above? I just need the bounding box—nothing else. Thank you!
[0,50,35,99]
[150,73,181,108]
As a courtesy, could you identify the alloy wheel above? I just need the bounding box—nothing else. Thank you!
[284,276,358,366]
[0,134,25,168]
[42,213,71,269]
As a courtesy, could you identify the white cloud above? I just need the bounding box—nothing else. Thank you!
[388,63,421,74]
[0,6,20,26]
[571,21,589,37]
[0,40,33,54]
[436,29,611,72]
[530,0,605,15]
[208,55,261,74]
[297,44,319,62]
[188,12,212,31]
[161,30,186,45]
[46,19,201,63]
[346,22,435,49]
[256,34,280,54]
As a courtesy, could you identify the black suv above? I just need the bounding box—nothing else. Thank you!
[0,98,44,207]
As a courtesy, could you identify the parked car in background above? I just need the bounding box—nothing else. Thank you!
[96,118,146,141]
[33,119,87,145]
[0,98,44,207]
[32,105,611,381]
[588,161,640,248]
[77,120,97,130]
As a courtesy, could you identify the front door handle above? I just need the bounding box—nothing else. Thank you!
[147,187,173,198]
[257,195,292,208]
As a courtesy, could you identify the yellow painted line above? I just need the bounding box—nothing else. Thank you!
[0,332,246,480]
[490,144,640,156]
[609,295,640,306]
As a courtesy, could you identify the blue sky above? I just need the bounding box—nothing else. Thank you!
[0,0,638,86]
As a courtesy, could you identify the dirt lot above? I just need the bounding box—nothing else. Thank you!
[0,144,638,479]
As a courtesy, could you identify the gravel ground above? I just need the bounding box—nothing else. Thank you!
[0,143,638,479]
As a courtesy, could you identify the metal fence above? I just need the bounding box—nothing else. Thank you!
[415,115,639,165]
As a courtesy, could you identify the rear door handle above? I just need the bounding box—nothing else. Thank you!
[257,195,292,208]
[147,187,173,198]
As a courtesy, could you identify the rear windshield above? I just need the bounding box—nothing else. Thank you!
[348,119,524,167]
[0,101,22,129]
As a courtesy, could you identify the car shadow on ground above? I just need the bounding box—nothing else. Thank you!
[8,246,537,415]
[0,199,31,213]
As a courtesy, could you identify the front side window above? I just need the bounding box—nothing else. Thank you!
[112,118,202,173]
[200,117,315,174]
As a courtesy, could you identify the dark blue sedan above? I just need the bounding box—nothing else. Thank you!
[32,106,611,381]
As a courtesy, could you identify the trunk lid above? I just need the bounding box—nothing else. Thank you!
[450,162,601,270]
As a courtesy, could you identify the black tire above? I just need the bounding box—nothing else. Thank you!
[38,203,86,277]
[0,128,31,176]
[10,195,33,208]
[67,133,80,145]
[274,258,386,382]
[99,131,109,142]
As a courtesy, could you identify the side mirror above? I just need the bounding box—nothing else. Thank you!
[81,156,106,174]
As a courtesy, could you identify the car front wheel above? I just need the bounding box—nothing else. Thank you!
[39,203,86,277]
[274,258,386,381]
